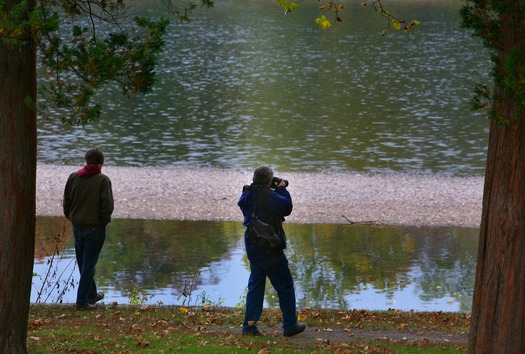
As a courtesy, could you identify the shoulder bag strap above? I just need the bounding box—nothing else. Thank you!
[251,190,258,217]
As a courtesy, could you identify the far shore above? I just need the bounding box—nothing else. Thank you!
[36,164,484,228]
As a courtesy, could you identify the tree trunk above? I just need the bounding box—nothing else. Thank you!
[468,21,525,351]
[0,1,37,352]
[469,119,525,353]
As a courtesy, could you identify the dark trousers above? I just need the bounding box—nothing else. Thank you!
[73,225,106,306]
[243,252,298,333]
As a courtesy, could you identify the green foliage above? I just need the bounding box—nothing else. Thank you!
[198,290,224,308]
[0,0,56,47]
[470,83,493,114]
[162,0,214,23]
[36,5,169,125]
[2,0,214,126]
[235,288,247,309]
[503,48,525,106]
[128,283,152,306]
[461,0,525,123]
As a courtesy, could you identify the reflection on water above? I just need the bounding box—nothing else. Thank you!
[37,0,491,175]
[33,217,477,312]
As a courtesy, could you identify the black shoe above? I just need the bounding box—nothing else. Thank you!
[283,322,306,337]
[89,292,104,305]
[76,303,97,311]
[242,329,263,337]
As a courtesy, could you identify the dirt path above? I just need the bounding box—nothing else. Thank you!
[205,324,468,348]
[301,327,466,344]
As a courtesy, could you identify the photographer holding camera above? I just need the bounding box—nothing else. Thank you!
[237,166,306,337]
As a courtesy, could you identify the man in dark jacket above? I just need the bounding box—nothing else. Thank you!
[238,166,305,337]
[63,148,114,310]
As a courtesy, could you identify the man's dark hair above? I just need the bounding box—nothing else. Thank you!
[253,166,273,185]
[85,148,105,165]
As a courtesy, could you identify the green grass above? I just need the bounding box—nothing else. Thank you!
[28,305,469,353]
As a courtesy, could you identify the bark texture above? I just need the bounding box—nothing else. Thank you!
[0,0,37,352]
[468,11,525,352]
[469,120,525,353]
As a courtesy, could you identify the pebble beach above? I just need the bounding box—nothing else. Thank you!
[36,164,484,228]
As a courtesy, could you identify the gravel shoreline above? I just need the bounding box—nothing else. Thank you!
[36,164,484,228]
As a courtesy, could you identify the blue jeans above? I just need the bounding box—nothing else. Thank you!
[243,252,298,333]
[73,225,106,307]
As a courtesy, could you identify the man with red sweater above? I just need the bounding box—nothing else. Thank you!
[63,148,114,310]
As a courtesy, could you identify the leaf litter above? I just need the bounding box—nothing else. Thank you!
[28,305,469,352]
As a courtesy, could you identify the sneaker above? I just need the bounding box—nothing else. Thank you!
[76,303,97,311]
[89,292,104,305]
[283,322,306,337]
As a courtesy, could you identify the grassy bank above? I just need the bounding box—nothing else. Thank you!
[28,305,469,353]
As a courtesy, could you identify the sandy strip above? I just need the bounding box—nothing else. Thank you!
[36,164,484,228]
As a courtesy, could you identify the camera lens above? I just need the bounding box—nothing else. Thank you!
[272,177,289,187]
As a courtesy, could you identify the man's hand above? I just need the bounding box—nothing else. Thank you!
[277,179,287,188]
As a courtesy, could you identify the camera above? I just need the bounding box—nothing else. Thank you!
[272,177,289,188]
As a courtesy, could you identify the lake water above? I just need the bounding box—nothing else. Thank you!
[33,217,477,312]
[37,0,491,175]
[34,0,486,312]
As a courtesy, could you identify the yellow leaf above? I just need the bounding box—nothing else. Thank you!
[391,19,401,30]
[279,0,299,14]
[315,16,332,29]
[179,307,189,313]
